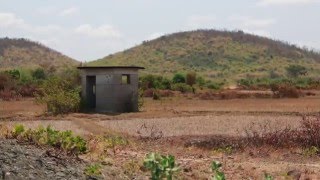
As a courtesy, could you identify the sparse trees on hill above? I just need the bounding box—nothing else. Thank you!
[286,65,307,78]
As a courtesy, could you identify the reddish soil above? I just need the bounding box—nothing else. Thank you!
[1,95,320,179]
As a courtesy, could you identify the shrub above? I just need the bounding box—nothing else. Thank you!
[36,77,81,115]
[143,153,179,180]
[18,84,38,97]
[18,69,33,85]
[0,73,16,90]
[271,83,300,98]
[152,90,161,100]
[138,88,144,111]
[172,73,185,84]
[196,76,206,87]
[171,83,192,93]
[186,72,196,86]
[4,69,20,79]
[140,75,172,90]
[207,82,222,90]
[12,124,25,138]
[32,68,46,80]
[286,65,307,78]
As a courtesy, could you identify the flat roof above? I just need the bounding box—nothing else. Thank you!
[77,66,145,69]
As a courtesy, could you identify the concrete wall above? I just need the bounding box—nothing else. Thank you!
[80,68,140,113]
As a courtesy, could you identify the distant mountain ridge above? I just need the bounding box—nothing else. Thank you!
[0,38,78,70]
[90,30,320,83]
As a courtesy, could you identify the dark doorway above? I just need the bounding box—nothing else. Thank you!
[86,76,96,109]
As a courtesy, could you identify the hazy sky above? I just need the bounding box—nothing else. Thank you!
[0,0,320,61]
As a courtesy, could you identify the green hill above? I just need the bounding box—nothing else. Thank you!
[90,30,320,83]
[0,38,78,71]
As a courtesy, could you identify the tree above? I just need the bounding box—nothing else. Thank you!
[172,73,185,84]
[32,68,46,80]
[186,72,196,86]
[196,76,206,87]
[286,65,307,78]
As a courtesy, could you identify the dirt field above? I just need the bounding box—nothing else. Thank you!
[1,97,318,137]
[1,96,320,179]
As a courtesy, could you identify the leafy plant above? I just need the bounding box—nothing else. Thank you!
[211,161,225,180]
[264,173,274,180]
[10,125,87,155]
[143,153,179,180]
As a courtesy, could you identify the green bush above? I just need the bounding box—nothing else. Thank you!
[140,75,172,90]
[4,69,20,79]
[171,83,192,93]
[207,82,223,90]
[286,65,307,78]
[143,153,179,180]
[172,73,185,84]
[196,76,206,87]
[36,77,81,115]
[32,68,46,80]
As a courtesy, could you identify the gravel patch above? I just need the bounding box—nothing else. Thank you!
[0,139,86,180]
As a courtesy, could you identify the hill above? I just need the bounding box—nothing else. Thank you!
[90,30,320,83]
[0,38,78,71]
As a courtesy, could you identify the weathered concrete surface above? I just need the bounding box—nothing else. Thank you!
[79,67,142,113]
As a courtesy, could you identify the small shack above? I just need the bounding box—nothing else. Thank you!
[78,66,144,113]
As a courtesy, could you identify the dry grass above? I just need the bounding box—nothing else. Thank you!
[1,96,319,138]
[0,98,45,118]
[97,115,301,137]
[2,96,320,179]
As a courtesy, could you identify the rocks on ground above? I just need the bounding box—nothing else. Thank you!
[0,139,86,180]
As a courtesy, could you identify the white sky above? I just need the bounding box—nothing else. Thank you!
[0,0,320,61]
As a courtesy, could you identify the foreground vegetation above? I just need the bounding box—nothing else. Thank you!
[1,113,320,179]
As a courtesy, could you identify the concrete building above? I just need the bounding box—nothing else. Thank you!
[78,66,144,113]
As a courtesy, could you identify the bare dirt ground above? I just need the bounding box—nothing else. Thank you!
[1,95,320,179]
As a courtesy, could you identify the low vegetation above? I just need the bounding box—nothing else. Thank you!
[8,124,87,155]
[35,77,81,115]
[211,161,225,180]
[84,163,103,177]
[143,153,179,180]
[186,115,320,153]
